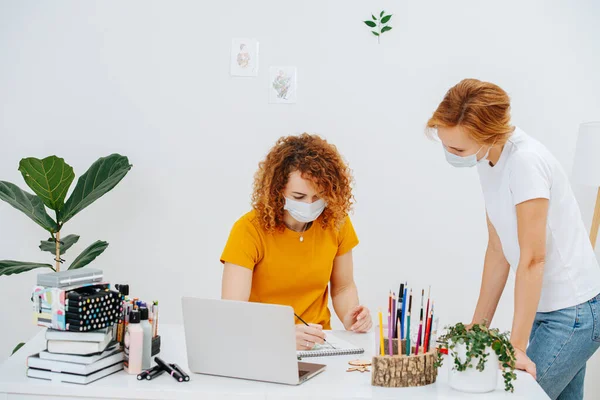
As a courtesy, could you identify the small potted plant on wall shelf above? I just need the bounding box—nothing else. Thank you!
[435,322,517,393]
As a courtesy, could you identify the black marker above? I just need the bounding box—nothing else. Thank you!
[154,357,183,382]
[137,365,161,380]
[146,367,165,380]
[169,363,190,381]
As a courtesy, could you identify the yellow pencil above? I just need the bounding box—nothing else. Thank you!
[378,310,384,356]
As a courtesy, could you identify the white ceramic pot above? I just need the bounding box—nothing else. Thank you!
[447,341,499,393]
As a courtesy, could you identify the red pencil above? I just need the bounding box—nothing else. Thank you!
[424,301,433,352]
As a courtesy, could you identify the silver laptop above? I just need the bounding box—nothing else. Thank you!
[182,297,326,385]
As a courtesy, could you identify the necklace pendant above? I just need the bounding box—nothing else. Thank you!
[299,236,304,242]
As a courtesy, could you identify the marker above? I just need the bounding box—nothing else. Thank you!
[170,363,190,382]
[146,366,166,380]
[154,357,183,382]
[137,365,161,380]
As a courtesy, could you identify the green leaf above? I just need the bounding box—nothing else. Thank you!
[39,234,80,255]
[364,20,377,28]
[0,260,53,276]
[18,156,74,212]
[372,14,377,21]
[68,241,109,270]
[60,154,132,225]
[0,181,57,233]
[381,26,393,33]
[11,342,26,356]
[381,15,392,24]
[372,31,380,36]
[380,10,385,17]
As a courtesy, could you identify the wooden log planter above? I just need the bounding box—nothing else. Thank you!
[371,338,438,388]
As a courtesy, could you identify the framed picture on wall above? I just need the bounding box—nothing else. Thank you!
[269,66,297,104]
[230,38,259,77]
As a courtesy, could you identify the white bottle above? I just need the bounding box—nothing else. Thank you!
[124,310,143,374]
[140,307,152,370]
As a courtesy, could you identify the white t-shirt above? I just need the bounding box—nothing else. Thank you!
[477,127,600,312]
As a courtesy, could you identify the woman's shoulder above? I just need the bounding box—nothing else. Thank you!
[233,210,262,232]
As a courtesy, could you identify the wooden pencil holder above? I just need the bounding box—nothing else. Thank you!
[371,338,438,388]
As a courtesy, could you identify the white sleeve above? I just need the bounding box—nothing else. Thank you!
[508,151,551,206]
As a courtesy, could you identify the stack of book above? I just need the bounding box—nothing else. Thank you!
[26,328,123,384]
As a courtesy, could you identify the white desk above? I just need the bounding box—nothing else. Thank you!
[0,324,549,400]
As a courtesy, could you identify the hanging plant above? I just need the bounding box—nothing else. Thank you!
[434,322,517,392]
[364,11,393,44]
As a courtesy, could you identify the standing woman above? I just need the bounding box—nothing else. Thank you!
[427,79,600,400]
[220,133,372,350]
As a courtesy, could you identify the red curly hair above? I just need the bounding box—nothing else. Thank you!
[251,133,354,233]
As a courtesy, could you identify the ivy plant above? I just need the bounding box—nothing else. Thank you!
[435,322,517,392]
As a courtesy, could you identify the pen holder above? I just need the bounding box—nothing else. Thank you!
[371,338,438,388]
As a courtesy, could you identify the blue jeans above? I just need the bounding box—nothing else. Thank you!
[527,292,600,400]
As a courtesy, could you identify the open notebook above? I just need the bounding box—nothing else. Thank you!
[297,331,364,358]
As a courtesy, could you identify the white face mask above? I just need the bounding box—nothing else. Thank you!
[284,198,327,223]
[443,144,492,168]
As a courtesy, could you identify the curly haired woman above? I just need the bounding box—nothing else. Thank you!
[220,133,372,350]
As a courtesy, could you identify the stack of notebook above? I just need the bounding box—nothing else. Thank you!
[26,328,123,384]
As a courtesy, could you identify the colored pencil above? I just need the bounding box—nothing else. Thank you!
[406,289,412,356]
[424,300,433,352]
[378,310,384,356]
[401,283,408,339]
[415,289,424,355]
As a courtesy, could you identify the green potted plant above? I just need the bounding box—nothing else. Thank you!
[435,322,517,393]
[0,154,132,354]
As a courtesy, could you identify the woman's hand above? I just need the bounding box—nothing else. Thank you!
[514,348,537,379]
[295,323,326,350]
[343,305,372,333]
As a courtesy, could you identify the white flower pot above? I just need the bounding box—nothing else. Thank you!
[448,342,499,393]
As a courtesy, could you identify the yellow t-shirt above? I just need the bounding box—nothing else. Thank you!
[220,210,359,329]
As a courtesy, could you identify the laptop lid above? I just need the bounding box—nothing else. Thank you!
[182,297,302,385]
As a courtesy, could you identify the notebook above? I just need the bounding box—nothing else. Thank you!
[47,336,113,355]
[27,349,123,375]
[296,331,364,358]
[27,362,123,385]
[39,343,119,364]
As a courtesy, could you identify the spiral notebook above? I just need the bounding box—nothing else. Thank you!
[297,331,364,358]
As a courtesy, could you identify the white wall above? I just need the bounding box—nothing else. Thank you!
[1,0,599,396]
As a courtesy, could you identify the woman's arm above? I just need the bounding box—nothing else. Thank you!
[221,263,252,301]
[470,214,511,326]
[511,198,548,353]
[330,250,372,332]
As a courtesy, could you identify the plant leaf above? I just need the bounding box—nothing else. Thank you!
[60,154,132,225]
[0,181,57,233]
[372,14,377,21]
[380,10,385,17]
[372,31,380,36]
[68,241,109,270]
[39,234,80,255]
[0,260,53,276]
[11,342,26,356]
[363,20,377,28]
[381,26,393,33]
[18,156,75,212]
[381,15,392,24]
